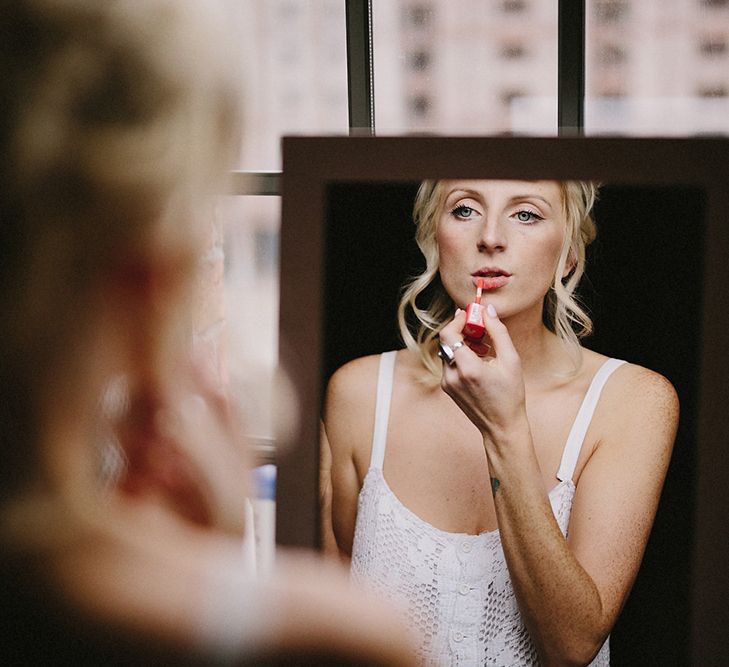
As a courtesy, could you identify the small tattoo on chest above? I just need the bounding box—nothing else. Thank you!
[490,477,500,497]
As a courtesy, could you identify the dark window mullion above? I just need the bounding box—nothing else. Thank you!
[558,0,586,135]
[234,1,583,193]
[345,0,375,135]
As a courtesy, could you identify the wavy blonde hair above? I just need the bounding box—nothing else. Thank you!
[397,180,598,382]
[0,0,241,499]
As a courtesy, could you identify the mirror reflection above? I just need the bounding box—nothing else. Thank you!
[320,180,703,665]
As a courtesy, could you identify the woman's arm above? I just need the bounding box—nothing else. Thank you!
[319,422,342,559]
[440,307,678,667]
[320,422,357,561]
[320,356,379,559]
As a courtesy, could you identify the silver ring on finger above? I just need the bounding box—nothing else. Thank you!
[437,341,456,366]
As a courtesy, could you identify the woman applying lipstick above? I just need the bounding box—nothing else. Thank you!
[321,179,678,666]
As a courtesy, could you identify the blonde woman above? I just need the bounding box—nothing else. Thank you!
[322,179,678,666]
[0,2,416,665]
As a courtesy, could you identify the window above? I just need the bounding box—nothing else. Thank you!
[697,84,728,97]
[404,3,433,28]
[224,0,348,171]
[502,0,528,13]
[408,50,432,71]
[373,0,558,135]
[593,0,629,24]
[408,93,432,118]
[699,37,728,56]
[500,43,528,59]
[598,43,627,64]
[500,89,527,106]
[586,0,729,135]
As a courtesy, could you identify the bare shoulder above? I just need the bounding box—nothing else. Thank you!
[596,357,680,457]
[324,352,399,468]
[606,361,678,418]
[324,353,382,416]
[579,348,678,416]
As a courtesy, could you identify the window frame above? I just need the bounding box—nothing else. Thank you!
[232,0,587,195]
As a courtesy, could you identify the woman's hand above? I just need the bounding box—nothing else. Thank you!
[439,304,528,443]
[116,356,250,536]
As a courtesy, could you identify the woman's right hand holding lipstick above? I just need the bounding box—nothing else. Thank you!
[439,304,529,446]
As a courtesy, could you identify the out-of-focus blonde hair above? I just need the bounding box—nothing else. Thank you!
[397,180,598,382]
[0,0,242,498]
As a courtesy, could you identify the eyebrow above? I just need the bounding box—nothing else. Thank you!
[445,189,555,212]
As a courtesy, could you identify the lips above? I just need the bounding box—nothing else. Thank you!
[472,267,511,290]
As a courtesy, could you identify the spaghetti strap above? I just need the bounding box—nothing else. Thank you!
[369,351,397,471]
[556,358,627,483]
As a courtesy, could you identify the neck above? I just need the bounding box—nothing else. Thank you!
[500,308,577,382]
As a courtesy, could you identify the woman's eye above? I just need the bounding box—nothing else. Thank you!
[451,205,477,219]
[514,209,543,223]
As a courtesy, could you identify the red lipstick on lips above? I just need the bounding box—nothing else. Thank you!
[463,279,486,342]
[472,267,510,290]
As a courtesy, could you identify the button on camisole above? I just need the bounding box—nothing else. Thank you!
[351,351,624,666]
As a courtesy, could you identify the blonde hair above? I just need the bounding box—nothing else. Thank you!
[397,180,598,382]
[0,0,242,498]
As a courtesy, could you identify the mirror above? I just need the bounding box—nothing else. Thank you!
[277,137,729,665]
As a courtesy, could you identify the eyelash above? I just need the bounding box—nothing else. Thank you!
[449,205,544,224]
[450,204,478,219]
[513,209,544,224]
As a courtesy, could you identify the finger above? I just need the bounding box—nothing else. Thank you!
[438,308,467,344]
[466,339,492,358]
[481,303,518,361]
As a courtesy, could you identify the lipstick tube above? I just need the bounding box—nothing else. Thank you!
[462,280,486,342]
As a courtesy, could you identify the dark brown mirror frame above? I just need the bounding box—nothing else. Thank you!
[277,136,729,665]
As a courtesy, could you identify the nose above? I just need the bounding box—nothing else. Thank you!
[477,214,506,253]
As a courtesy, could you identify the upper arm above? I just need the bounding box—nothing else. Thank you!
[566,364,679,624]
[319,421,343,559]
[321,357,379,557]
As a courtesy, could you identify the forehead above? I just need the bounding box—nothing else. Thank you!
[441,179,562,203]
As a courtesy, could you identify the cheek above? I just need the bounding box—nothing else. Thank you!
[525,230,566,281]
[435,228,459,268]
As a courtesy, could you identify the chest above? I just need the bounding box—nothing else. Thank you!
[356,381,597,535]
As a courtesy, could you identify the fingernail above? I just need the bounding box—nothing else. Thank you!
[486,304,497,318]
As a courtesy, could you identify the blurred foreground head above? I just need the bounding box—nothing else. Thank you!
[0,6,422,666]
[0,0,242,500]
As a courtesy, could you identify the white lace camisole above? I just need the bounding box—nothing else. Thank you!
[351,351,625,666]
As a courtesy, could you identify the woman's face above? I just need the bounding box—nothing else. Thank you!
[436,180,567,320]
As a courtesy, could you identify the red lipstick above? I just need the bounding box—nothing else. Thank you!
[472,267,510,290]
[463,279,486,342]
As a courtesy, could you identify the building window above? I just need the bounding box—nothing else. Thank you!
[598,43,627,64]
[409,93,432,117]
[697,84,728,97]
[699,37,728,56]
[597,87,626,99]
[502,0,528,12]
[500,89,526,107]
[500,43,528,59]
[408,50,432,71]
[593,0,629,23]
[404,4,433,28]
